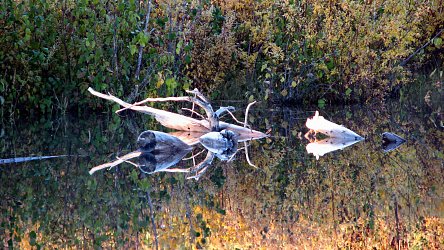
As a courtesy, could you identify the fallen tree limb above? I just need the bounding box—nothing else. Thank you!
[88,87,211,132]
[115,88,218,130]
[87,87,267,140]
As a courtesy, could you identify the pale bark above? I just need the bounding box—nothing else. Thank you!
[87,87,267,139]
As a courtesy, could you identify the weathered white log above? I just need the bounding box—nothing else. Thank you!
[306,111,363,140]
[88,87,211,132]
[87,87,268,139]
[115,88,219,130]
[168,131,206,146]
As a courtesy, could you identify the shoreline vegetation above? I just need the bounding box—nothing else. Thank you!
[1,0,443,117]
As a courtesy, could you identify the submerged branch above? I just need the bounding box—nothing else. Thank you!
[223,108,245,126]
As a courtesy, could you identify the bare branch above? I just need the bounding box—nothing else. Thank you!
[186,88,210,104]
[159,168,190,173]
[116,155,139,167]
[400,28,444,66]
[187,151,215,180]
[223,108,246,126]
[182,108,205,119]
[244,101,257,128]
[183,149,206,160]
[135,0,152,79]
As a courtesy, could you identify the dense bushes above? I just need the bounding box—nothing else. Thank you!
[1,0,443,116]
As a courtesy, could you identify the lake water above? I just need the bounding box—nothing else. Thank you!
[1,88,443,248]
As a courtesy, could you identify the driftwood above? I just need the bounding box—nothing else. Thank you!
[88,88,268,177]
[87,87,267,139]
[306,111,363,140]
[304,111,364,160]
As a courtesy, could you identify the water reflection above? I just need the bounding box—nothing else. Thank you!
[1,97,443,249]
[304,111,364,159]
[306,137,363,160]
[89,129,262,180]
[381,132,407,152]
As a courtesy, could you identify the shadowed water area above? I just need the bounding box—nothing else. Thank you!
[1,86,443,249]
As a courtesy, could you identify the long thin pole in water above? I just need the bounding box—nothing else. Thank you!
[0,155,69,164]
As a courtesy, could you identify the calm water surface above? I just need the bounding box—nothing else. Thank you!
[1,96,443,248]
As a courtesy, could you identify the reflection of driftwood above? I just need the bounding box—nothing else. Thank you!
[137,131,193,173]
[382,132,406,152]
[306,111,363,140]
[187,151,215,180]
[199,130,238,158]
[89,131,192,175]
[306,137,363,160]
[89,151,142,175]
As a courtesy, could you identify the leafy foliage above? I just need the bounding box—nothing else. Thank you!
[1,0,443,114]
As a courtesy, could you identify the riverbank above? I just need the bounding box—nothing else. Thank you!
[1,0,443,117]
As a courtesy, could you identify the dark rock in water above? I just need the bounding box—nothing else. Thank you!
[382,132,406,152]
